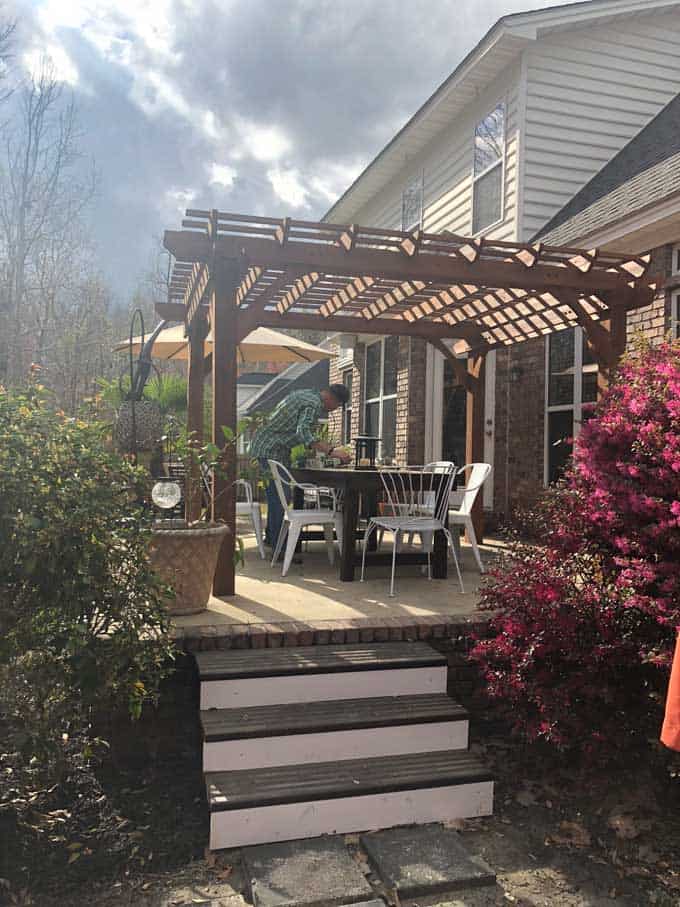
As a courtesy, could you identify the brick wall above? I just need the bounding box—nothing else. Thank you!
[492,339,546,523]
[626,245,672,347]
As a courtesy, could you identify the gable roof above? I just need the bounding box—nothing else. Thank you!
[535,92,680,246]
[324,0,680,225]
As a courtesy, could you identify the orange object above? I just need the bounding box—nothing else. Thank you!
[661,633,680,751]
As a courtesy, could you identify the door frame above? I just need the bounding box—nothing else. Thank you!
[425,346,495,509]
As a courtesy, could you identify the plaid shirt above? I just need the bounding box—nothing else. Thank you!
[249,389,325,465]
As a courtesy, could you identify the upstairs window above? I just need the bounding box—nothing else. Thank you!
[401,174,423,232]
[472,102,505,234]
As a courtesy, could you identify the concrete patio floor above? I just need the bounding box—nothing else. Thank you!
[172,520,506,651]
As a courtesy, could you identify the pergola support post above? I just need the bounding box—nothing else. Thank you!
[186,316,208,522]
[466,353,486,542]
[593,308,627,398]
[211,254,241,597]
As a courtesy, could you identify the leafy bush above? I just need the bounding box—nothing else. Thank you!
[0,381,174,880]
[471,340,680,756]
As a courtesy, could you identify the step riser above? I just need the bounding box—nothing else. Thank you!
[200,665,448,710]
[203,720,469,772]
[209,781,494,850]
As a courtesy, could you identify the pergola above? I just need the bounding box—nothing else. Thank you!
[159,209,655,596]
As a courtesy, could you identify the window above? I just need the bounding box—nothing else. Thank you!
[672,289,680,340]
[401,174,423,231]
[672,243,680,276]
[341,369,353,444]
[472,103,505,234]
[545,328,597,485]
[364,337,398,461]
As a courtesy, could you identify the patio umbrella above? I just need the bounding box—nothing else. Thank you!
[114,323,334,364]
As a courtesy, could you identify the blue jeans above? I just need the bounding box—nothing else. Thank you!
[260,459,288,549]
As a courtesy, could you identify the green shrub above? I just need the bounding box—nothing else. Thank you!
[0,381,174,882]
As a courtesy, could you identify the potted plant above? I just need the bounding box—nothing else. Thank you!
[148,422,247,616]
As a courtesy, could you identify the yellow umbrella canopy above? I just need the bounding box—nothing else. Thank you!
[115,323,334,364]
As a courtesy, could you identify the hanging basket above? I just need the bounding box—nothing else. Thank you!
[114,398,163,453]
[149,523,230,615]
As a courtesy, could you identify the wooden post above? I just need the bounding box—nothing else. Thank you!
[466,353,485,541]
[211,250,241,597]
[186,316,208,522]
[595,307,627,398]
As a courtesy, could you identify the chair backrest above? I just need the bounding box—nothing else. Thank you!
[454,463,492,515]
[380,463,456,524]
[233,478,253,505]
[268,459,295,511]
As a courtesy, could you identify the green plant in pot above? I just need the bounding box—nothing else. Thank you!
[148,421,250,616]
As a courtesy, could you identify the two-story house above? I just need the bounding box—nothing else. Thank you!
[324,0,680,522]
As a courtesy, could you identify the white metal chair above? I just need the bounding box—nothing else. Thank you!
[234,479,266,559]
[361,464,464,597]
[268,459,343,577]
[449,463,492,573]
[381,461,454,551]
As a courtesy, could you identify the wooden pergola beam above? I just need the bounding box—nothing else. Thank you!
[254,309,481,343]
[164,230,648,299]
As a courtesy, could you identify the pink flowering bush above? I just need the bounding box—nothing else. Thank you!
[471,340,680,755]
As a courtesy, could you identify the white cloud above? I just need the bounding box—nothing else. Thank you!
[267,167,309,209]
[209,163,237,188]
[23,44,80,86]
[236,118,292,163]
[308,160,364,203]
[165,187,197,215]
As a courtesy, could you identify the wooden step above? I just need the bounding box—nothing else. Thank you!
[201,693,469,771]
[207,750,493,849]
[196,643,448,709]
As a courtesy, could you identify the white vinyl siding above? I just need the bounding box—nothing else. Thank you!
[352,66,521,243]
[522,9,680,239]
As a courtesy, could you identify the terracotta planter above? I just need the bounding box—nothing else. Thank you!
[149,523,230,616]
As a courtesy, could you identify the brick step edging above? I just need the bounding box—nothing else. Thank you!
[173,614,490,653]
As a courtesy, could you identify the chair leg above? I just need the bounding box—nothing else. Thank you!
[361,521,377,582]
[377,528,384,550]
[427,548,432,581]
[252,506,266,559]
[323,522,335,565]
[271,521,287,567]
[389,530,401,598]
[465,517,484,573]
[445,529,465,594]
[282,522,302,577]
[334,514,343,554]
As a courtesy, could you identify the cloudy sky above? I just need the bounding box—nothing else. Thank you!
[13,0,570,301]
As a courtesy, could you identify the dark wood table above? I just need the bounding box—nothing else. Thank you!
[291,467,451,582]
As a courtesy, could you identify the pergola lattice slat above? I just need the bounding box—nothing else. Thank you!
[160,210,655,597]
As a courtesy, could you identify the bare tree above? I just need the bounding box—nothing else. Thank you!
[0,61,95,384]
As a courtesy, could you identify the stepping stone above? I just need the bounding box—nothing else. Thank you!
[361,824,495,898]
[242,837,374,907]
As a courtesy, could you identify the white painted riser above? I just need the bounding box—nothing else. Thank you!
[203,720,469,772]
[200,665,448,710]
[209,781,494,850]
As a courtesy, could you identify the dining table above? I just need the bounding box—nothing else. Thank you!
[291,466,454,582]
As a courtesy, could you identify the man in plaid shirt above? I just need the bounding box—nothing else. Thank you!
[250,385,350,549]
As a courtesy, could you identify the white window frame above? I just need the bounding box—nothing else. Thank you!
[671,288,680,339]
[341,367,353,445]
[364,337,398,460]
[471,101,506,237]
[544,327,596,486]
[401,172,424,232]
[671,243,680,276]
